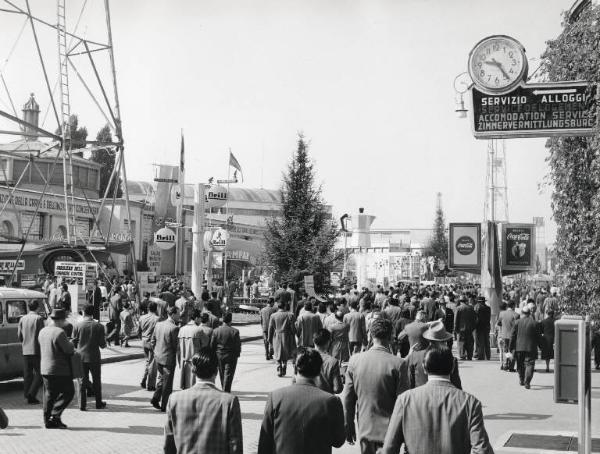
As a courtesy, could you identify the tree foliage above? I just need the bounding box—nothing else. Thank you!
[426,195,449,273]
[264,134,341,292]
[540,4,600,320]
[91,124,122,198]
[55,114,87,150]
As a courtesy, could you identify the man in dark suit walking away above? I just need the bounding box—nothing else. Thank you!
[312,329,343,394]
[17,299,45,404]
[454,296,476,360]
[106,286,123,346]
[72,304,107,411]
[210,312,241,392]
[473,296,492,360]
[260,298,276,360]
[150,306,179,411]
[343,301,367,355]
[164,348,243,454]
[379,347,494,454]
[139,301,159,391]
[38,309,75,428]
[510,305,541,389]
[296,302,323,348]
[342,318,409,454]
[258,347,345,454]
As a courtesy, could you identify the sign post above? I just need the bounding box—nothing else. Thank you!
[191,184,206,304]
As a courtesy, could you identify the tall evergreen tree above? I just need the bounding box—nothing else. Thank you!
[426,193,448,274]
[540,4,600,320]
[91,124,122,198]
[264,134,341,291]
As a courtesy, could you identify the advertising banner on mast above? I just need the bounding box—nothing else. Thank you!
[501,223,536,272]
[448,223,481,270]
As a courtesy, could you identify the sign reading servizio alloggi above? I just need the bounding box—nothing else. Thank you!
[471,82,597,139]
[448,223,481,270]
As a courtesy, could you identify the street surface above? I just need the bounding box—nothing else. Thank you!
[0,326,598,454]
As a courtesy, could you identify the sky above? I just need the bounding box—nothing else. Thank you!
[0,0,578,242]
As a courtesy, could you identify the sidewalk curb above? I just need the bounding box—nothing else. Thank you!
[100,335,263,365]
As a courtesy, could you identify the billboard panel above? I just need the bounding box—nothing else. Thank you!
[502,223,536,271]
[449,223,481,269]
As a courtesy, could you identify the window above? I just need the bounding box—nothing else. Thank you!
[88,168,98,190]
[0,220,14,238]
[6,300,27,323]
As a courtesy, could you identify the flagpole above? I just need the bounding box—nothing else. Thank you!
[176,130,185,277]
[224,149,231,289]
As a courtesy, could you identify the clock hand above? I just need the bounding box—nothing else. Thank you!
[489,58,510,79]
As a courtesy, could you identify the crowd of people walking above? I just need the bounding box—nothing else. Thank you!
[7,274,600,454]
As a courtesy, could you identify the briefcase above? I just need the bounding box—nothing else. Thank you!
[70,351,84,379]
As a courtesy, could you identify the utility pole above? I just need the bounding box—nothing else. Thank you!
[191,183,206,303]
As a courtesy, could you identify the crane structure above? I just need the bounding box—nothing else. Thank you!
[0,0,136,283]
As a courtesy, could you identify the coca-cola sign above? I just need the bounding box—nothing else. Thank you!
[502,224,535,271]
[449,223,481,270]
[455,236,476,255]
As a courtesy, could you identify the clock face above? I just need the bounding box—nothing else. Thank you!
[468,36,527,93]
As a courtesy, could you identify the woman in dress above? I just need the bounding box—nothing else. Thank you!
[539,309,556,373]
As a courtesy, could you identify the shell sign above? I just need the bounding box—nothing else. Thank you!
[154,227,176,250]
[205,184,228,208]
[210,228,229,252]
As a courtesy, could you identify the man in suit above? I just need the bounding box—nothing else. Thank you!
[473,296,492,360]
[287,282,297,314]
[151,306,179,411]
[87,280,103,321]
[328,311,350,364]
[38,309,75,428]
[510,305,541,389]
[164,348,242,454]
[420,291,437,321]
[296,302,323,348]
[139,301,159,391]
[17,299,45,404]
[258,347,345,454]
[312,329,343,394]
[106,286,123,345]
[210,312,241,392]
[454,296,477,360]
[342,318,409,454]
[178,309,205,390]
[269,301,297,377]
[343,301,367,355]
[379,347,494,454]
[437,299,455,350]
[496,301,519,371]
[72,304,107,411]
[260,298,276,360]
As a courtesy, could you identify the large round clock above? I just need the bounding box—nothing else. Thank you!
[468,35,528,94]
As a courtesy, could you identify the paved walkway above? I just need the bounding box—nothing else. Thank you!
[0,331,598,454]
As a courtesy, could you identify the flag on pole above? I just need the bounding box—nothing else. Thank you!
[180,130,185,173]
[229,150,243,182]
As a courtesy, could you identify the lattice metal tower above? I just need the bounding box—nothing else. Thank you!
[484,139,509,223]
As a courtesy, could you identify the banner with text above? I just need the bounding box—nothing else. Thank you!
[502,223,536,272]
[449,223,481,270]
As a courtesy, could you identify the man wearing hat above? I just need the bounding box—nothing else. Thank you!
[38,309,75,428]
[473,296,492,360]
[407,321,462,389]
[509,305,540,389]
[454,295,476,360]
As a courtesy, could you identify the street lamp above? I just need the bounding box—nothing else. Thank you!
[453,72,472,119]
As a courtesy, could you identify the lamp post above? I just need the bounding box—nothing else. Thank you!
[453,72,472,118]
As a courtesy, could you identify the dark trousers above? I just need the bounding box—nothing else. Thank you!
[23,355,42,399]
[515,351,536,385]
[142,345,157,389]
[457,330,474,359]
[474,328,491,360]
[42,375,75,422]
[360,439,383,454]
[217,356,238,392]
[107,319,121,344]
[262,331,273,358]
[153,363,174,410]
[80,362,102,409]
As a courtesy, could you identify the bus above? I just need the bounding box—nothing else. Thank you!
[0,287,48,381]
